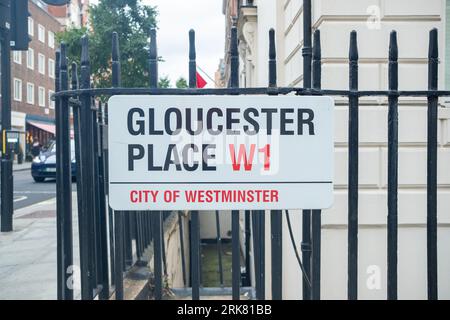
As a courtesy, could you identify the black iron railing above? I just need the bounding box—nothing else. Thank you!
[53,1,445,301]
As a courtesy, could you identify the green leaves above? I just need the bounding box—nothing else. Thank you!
[56,0,157,88]
[176,77,188,89]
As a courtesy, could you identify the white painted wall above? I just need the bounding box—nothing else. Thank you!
[240,0,450,299]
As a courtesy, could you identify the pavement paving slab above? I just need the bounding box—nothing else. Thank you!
[0,193,79,300]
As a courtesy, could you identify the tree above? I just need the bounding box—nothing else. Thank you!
[56,0,157,88]
[175,77,188,89]
[158,76,171,88]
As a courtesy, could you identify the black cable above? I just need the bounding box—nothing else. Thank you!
[285,210,312,288]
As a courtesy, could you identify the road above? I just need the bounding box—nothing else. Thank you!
[11,170,75,210]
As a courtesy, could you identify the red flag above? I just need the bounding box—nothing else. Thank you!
[196,71,207,88]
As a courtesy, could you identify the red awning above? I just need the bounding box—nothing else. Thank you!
[27,121,56,135]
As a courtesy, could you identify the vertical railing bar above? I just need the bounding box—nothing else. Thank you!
[178,212,187,286]
[302,0,313,301]
[79,36,94,300]
[111,32,124,300]
[243,210,252,287]
[251,211,261,298]
[161,211,168,278]
[189,29,201,300]
[148,28,163,300]
[91,98,102,292]
[190,211,201,300]
[232,210,241,300]
[70,61,86,297]
[427,28,438,300]
[55,49,63,300]
[348,30,359,300]
[268,28,282,300]
[215,210,224,287]
[311,29,322,301]
[135,213,142,260]
[153,211,163,299]
[259,210,266,299]
[123,214,133,269]
[100,97,115,290]
[229,26,241,300]
[57,44,74,300]
[387,30,399,300]
[92,99,109,299]
[270,210,282,300]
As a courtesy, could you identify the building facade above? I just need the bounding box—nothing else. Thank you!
[47,0,89,28]
[223,0,450,299]
[9,0,62,159]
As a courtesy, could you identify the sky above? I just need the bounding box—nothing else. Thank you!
[89,0,225,88]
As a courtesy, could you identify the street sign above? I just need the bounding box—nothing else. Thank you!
[108,95,334,210]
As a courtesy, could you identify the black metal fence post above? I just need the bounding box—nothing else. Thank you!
[148,28,164,300]
[311,29,322,301]
[56,44,73,300]
[230,26,241,301]
[0,18,14,233]
[252,210,265,300]
[268,28,282,300]
[427,28,438,300]
[55,49,62,300]
[78,36,94,300]
[387,30,399,300]
[111,32,124,300]
[348,30,359,300]
[302,0,313,300]
[188,29,201,301]
[243,210,251,287]
[215,210,224,287]
[94,99,110,299]
[178,212,187,286]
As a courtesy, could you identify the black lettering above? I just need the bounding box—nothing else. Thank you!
[165,107,182,135]
[127,108,145,135]
[280,108,295,135]
[226,108,240,135]
[148,144,162,171]
[202,144,216,171]
[182,144,199,171]
[148,108,163,135]
[186,108,203,135]
[206,108,223,135]
[261,108,277,135]
[243,108,259,135]
[128,144,144,171]
[163,144,182,171]
[298,108,315,135]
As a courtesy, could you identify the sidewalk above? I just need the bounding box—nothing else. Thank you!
[13,162,32,172]
[0,193,79,300]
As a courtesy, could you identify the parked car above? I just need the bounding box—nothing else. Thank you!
[31,139,76,182]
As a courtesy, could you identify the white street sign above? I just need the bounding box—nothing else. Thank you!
[108,95,334,211]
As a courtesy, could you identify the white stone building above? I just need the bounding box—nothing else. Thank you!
[222,0,450,299]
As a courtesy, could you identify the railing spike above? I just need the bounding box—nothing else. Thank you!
[349,30,358,61]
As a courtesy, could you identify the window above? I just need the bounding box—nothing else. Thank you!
[13,51,22,64]
[27,83,35,104]
[38,53,45,75]
[28,17,34,36]
[38,87,45,107]
[13,78,22,102]
[48,90,55,109]
[48,58,55,78]
[48,31,55,49]
[27,48,34,70]
[38,24,45,43]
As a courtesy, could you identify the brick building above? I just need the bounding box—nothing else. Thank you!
[47,0,90,28]
[10,0,62,159]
